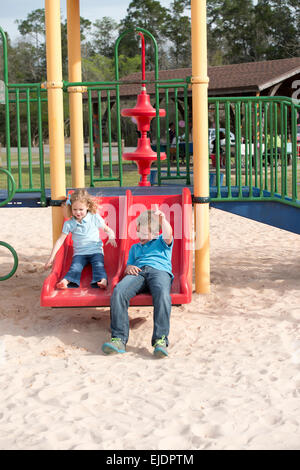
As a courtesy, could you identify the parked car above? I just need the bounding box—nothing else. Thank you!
[208,128,235,152]
[297,124,300,142]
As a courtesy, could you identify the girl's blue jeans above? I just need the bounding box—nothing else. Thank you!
[65,253,107,287]
[110,266,172,346]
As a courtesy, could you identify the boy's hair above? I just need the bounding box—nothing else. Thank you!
[136,210,161,234]
[65,189,99,217]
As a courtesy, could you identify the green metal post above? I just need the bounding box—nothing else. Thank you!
[15,88,22,189]
[88,89,94,187]
[97,91,104,179]
[215,101,221,198]
[291,103,297,201]
[274,102,278,194]
[115,85,123,187]
[165,88,171,177]
[174,88,180,175]
[269,101,274,196]
[184,85,190,185]
[37,86,46,206]
[244,102,248,187]
[248,101,253,198]
[107,90,113,178]
[258,101,263,196]
[26,88,33,189]
[0,27,12,184]
[225,101,231,197]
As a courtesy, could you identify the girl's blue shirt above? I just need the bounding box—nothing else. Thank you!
[62,212,106,256]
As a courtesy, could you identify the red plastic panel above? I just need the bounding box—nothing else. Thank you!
[41,189,193,307]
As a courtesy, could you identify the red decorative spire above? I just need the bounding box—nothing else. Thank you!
[121,33,166,186]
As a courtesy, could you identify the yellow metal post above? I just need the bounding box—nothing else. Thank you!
[191,0,210,293]
[67,0,85,188]
[45,0,66,244]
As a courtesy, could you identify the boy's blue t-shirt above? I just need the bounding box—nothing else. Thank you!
[127,234,173,277]
[62,212,106,256]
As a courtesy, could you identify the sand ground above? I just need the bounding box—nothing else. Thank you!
[0,206,300,450]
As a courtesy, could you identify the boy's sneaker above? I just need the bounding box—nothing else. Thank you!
[102,338,126,355]
[153,336,168,358]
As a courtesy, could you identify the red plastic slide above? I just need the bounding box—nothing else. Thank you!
[40,188,193,307]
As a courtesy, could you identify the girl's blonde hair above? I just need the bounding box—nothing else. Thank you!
[65,189,99,218]
[136,210,161,234]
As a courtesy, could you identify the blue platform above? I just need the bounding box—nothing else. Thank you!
[209,186,300,235]
[210,199,300,235]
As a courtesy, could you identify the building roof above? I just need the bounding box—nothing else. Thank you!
[115,57,300,98]
[207,57,300,95]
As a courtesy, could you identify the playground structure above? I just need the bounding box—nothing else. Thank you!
[0,0,210,295]
[1,0,300,292]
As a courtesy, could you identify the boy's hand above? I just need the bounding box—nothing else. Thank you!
[153,204,173,245]
[125,265,141,276]
[153,204,165,219]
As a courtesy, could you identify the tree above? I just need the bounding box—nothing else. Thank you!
[82,53,140,82]
[15,9,46,81]
[206,0,300,64]
[118,0,169,70]
[207,0,256,64]
[16,9,45,50]
[14,9,92,82]
[91,17,119,59]
[254,0,300,59]
[8,38,45,83]
[164,0,191,68]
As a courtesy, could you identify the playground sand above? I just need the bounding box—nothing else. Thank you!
[0,206,300,450]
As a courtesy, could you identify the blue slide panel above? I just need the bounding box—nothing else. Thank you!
[210,200,300,235]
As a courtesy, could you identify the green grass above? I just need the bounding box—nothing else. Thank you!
[1,156,189,193]
[1,162,141,193]
[3,154,299,203]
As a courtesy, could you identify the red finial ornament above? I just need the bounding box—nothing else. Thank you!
[121,32,166,186]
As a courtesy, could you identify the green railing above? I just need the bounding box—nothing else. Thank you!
[85,82,123,187]
[6,84,47,204]
[155,79,191,185]
[208,96,300,208]
[1,26,47,205]
[0,168,18,280]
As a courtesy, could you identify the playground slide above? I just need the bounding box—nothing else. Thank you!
[40,188,193,307]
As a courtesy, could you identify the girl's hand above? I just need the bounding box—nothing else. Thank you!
[44,258,53,270]
[106,237,117,247]
[125,265,141,276]
[104,227,117,247]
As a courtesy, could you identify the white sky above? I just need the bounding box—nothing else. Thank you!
[1,0,174,42]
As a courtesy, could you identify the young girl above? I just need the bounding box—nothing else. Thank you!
[45,189,116,289]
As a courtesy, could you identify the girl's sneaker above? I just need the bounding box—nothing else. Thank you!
[153,336,168,358]
[102,338,126,355]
